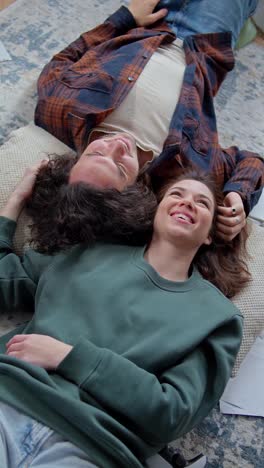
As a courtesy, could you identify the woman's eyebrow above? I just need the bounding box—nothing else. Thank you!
[169,186,213,204]
[197,193,213,204]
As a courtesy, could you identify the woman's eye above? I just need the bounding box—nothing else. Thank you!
[197,200,209,208]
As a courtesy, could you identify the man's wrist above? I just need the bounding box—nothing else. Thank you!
[106,6,137,32]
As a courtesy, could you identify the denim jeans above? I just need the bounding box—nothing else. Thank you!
[156,0,259,46]
[0,402,98,468]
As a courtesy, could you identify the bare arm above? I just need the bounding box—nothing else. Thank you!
[0,161,48,222]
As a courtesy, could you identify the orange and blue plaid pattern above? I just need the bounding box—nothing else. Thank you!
[35,6,264,213]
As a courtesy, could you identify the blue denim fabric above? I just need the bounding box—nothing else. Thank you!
[0,402,98,468]
[156,0,259,46]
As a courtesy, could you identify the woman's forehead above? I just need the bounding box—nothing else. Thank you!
[166,179,214,197]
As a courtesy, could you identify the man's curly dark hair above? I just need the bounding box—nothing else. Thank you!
[26,154,157,254]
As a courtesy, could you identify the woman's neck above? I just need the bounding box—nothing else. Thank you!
[144,237,197,282]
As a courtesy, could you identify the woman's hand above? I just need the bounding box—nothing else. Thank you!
[5,334,73,370]
[0,160,48,222]
[12,160,48,202]
[216,192,246,241]
[128,0,168,26]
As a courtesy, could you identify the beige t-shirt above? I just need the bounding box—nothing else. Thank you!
[90,38,186,167]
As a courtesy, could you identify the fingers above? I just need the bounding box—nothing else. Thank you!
[216,223,243,239]
[146,8,168,24]
[18,160,47,190]
[217,204,244,217]
[13,159,48,202]
[6,335,27,357]
[6,343,24,353]
[24,159,48,176]
[217,196,246,241]
[219,193,245,228]
[217,231,240,242]
[128,0,167,26]
[217,213,246,228]
[216,214,246,241]
[6,334,27,347]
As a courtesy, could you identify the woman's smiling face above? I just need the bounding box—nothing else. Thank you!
[154,178,216,248]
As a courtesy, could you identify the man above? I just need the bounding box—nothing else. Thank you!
[35,0,264,240]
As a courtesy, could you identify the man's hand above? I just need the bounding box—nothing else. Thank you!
[0,160,48,221]
[5,334,73,370]
[128,0,168,26]
[216,192,246,241]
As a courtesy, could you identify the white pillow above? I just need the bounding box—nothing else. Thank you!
[0,123,263,374]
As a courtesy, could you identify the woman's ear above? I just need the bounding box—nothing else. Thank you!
[204,234,212,246]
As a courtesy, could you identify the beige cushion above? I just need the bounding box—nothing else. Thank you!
[0,122,74,253]
[232,221,264,374]
[0,123,263,375]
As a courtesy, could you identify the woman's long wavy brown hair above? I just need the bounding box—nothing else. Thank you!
[155,169,251,298]
[27,156,250,298]
[26,154,157,254]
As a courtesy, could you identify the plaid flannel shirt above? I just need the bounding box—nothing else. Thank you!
[35,6,264,213]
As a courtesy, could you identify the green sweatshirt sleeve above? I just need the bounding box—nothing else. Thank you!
[0,216,53,313]
[57,314,243,446]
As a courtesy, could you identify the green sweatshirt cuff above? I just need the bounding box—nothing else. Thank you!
[0,216,17,245]
[56,339,104,386]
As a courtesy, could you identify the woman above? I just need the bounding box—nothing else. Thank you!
[0,163,246,467]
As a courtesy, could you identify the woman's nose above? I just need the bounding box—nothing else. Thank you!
[178,198,195,210]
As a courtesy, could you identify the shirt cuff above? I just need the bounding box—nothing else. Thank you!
[106,6,137,33]
[56,339,104,387]
[0,216,17,245]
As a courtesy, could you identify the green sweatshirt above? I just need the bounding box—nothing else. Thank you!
[0,216,242,468]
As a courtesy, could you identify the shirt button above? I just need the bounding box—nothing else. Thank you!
[142,54,148,59]
[128,76,134,82]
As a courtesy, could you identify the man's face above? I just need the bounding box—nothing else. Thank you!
[69,133,139,191]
